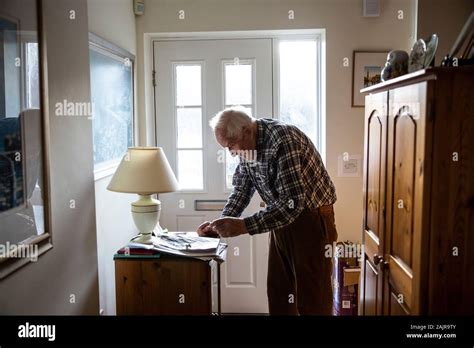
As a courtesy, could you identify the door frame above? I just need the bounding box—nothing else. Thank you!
[143,29,326,162]
[152,38,275,313]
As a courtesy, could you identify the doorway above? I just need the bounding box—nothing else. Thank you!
[152,31,324,313]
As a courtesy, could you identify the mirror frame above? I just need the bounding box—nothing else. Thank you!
[0,0,53,279]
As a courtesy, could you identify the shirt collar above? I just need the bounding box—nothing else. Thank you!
[256,118,265,157]
[257,120,265,154]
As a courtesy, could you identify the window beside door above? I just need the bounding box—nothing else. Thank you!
[278,40,320,150]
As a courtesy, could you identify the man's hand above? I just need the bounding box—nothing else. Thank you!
[210,217,248,238]
[196,221,219,238]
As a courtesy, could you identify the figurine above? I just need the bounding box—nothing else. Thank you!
[381,50,409,81]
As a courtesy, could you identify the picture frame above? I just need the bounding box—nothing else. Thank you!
[351,50,389,107]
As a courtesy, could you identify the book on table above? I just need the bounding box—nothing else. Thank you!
[118,232,227,261]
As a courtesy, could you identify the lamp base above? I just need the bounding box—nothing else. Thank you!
[130,194,162,245]
[131,232,154,244]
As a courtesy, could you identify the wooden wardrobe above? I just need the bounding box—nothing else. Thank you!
[359,67,474,315]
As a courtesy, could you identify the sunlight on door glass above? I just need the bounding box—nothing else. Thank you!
[177,150,203,190]
[225,150,240,190]
[224,62,253,190]
[225,64,252,105]
[279,41,317,146]
[176,65,201,106]
[175,63,204,190]
[26,43,40,108]
[177,107,202,148]
[233,106,253,117]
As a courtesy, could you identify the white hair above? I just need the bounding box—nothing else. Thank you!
[209,106,255,139]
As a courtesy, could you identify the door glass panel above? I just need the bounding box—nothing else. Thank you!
[225,64,252,105]
[279,41,318,147]
[224,105,253,117]
[175,63,203,190]
[223,61,254,190]
[176,65,201,106]
[177,149,203,190]
[225,150,240,189]
[177,107,202,148]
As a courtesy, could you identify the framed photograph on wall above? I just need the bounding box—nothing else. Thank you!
[351,51,388,107]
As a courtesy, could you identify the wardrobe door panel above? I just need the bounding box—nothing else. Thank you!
[391,110,416,267]
[363,259,379,316]
[366,114,383,238]
[386,82,429,315]
[390,291,409,315]
[361,91,387,315]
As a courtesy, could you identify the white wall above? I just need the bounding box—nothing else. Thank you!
[87,0,137,315]
[418,0,473,60]
[135,0,417,243]
[0,0,99,314]
[88,0,137,54]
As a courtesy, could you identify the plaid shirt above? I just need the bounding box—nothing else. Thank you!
[221,118,337,235]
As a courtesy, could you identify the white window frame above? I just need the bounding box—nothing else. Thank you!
[172,60,206,193]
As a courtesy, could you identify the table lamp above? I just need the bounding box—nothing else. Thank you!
[107,147,178,244]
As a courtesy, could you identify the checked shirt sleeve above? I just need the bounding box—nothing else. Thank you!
[243,138,306,235]
[221,163,256,218]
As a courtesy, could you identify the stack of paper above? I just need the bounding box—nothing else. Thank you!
[127,232,227,261]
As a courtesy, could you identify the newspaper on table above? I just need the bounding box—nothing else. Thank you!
[128,232,227,262]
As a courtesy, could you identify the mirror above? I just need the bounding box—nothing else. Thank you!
[0,0,48,271]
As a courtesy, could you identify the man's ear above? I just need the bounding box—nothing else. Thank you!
[242,125,251,137]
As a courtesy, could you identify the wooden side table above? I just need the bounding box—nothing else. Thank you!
[114,253,222,315]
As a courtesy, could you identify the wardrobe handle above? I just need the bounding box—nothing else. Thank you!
[373,254,385,266]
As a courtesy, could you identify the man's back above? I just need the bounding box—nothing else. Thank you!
[241,118,337,210]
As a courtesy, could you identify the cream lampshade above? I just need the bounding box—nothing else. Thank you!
[107,147,178,244]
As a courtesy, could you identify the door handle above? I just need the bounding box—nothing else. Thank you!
[373,254,386,266]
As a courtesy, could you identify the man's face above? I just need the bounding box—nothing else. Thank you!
[215,128,250,158]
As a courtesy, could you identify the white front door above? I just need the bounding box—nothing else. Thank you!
[153,39,273,313]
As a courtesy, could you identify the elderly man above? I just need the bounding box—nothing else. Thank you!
[197,107,338,315]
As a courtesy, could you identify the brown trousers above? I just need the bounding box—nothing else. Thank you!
[267,205,338,315]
